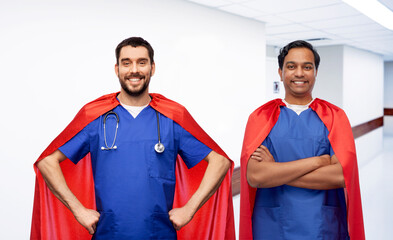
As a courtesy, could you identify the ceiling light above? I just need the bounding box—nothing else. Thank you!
[342,0,393,30]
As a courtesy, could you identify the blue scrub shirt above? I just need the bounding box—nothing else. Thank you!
[59,105,211,239]
[252,107,349,240]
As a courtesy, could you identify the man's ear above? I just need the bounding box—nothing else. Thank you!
[278,67,283,81]
[115,64,119,77]
[151,62,156,76]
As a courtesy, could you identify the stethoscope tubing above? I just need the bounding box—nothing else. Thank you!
[101,111,119,150]
[101,109,164,153]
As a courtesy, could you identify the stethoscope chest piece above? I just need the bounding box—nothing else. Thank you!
[154,142,165,153]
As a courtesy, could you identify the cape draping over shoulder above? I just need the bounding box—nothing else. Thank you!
[31,92,235,240]
[239,98,365,240]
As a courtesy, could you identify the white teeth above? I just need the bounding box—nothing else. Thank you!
[293,81,305,84]
[129,78,141,82]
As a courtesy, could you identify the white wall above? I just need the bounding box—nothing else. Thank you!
[0,0,266,238]
[385,61,393,108]
[313,45,384,167]
[343,46,384,126]
[343,46,384,167]
[314,45,344,107]
[384,61,393,136]
[265,57,285,101]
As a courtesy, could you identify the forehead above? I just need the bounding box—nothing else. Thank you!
[119,46,150,61]
[284,47,315,64]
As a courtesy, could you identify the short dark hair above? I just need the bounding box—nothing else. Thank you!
[278,40,320,70]
[115,37,154,64]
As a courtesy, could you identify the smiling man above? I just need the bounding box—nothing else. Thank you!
[240,40,365,239]
[31,37,235,240]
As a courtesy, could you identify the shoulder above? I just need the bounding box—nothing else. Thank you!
[150,93,189,118]
[249,98,283,119]
[150,93,187,110]
[311,98,351,129]
[312,98,346,115]
[77,93,119,118]
[65,93,119,133]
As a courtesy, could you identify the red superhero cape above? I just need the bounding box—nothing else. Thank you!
[239,98,365,240]
[31,92,235,240]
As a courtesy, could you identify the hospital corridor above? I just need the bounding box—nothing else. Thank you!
[360,134,393,239]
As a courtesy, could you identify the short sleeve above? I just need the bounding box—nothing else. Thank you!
[330,144,335,156]
[326,130,335,156]
[58,124,91,164]
[175,123,212,169]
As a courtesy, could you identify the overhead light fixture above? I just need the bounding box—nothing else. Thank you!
[304,38,331,42]
[342,0,393,30]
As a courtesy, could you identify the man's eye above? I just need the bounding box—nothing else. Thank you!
[287,65,295,69]
[304,66,312,70]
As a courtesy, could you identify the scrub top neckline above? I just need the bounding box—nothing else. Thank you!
[117,97,152,120]
[282,98,314,116]
[118,103,153,120]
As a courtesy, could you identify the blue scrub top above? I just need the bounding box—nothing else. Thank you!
[59,105,211,239]
[252,107,349,240]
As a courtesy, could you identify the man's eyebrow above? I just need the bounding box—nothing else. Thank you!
[120,58,149,62]
[137,58,149,62]
[285,61,314,65]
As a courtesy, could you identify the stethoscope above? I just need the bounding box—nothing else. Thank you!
[100,110,165,153]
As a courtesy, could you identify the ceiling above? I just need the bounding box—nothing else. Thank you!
[185,0,393,61]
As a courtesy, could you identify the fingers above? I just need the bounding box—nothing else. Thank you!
[331,154,339,164]
[261,145,274,159]
[92,222,97,233]
[319,154,331,166]
[87,218,98,235]
[250,145,274,162]
[83,210,100,235]
[169,212,181,231]
[172,222,181,231]
[87,226,95,235]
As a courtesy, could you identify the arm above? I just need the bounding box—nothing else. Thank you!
[246,145,330,188]
[286,155,345,190]
[36,150,100,235]
[168,150,231,230]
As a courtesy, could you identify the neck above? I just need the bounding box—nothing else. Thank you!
[284,94,313,105]
[118,90,151,106]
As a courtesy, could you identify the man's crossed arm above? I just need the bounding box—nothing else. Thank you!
[247,145,345,190]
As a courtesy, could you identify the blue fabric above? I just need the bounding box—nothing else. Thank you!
[59,105,211,240]
[252,107,349,240]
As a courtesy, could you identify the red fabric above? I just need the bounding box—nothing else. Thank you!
[239,98,365,240]
[31,92,235,240]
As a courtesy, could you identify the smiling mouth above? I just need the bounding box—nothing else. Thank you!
[292,80,308,85]
[127,77,144,82]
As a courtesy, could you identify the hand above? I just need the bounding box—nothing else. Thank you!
[74,208,100,235]
[330,154,339,164]
[318,154,331,167]
[250,145,275,162]
[168,206,195,231]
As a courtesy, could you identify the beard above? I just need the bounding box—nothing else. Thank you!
[119,72,151,97]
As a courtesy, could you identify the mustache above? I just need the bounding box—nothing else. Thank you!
[126,73,145,78]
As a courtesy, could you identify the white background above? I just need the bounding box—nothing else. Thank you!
[0,0,266,238]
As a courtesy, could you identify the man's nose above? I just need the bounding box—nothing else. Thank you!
[294,67,304,77]
[129,63,138,73]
